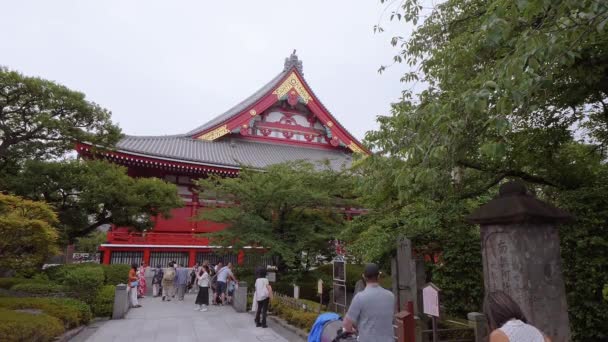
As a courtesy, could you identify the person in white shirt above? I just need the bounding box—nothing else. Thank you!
[254,268,273,328]
[194,265,211,311]
[484,290,551,342]
[216,262,237,305]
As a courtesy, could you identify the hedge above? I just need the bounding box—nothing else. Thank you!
[0,308,64,342]
[45,263,130,287]
[0,297,91,328]
[10,282,66,296]
[91,285,115,317]
[61,266,105,304]
[270,298,318,332]
[102,264,131,286]
[0,277,42,290]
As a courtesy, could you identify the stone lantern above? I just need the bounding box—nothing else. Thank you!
[467,181,572,342]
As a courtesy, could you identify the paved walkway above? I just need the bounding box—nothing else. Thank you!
[81,293,289,342]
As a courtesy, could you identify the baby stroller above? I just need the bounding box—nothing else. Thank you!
[309,313,358,342]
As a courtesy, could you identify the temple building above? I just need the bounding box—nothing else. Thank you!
[77,52,369,267]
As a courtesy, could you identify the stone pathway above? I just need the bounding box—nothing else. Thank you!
[80,293,289,342]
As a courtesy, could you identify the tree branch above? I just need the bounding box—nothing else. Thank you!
[457,159,559,187]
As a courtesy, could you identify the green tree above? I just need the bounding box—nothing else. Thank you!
[5,159,183,244]
[74,231,107,254]
[0,193,59,275]
[349,0,608,338]
[195,161,357,270]
[0,67,121,169]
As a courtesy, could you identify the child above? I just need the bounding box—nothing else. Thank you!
[254,268,272,328]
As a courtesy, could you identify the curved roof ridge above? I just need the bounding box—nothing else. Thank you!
[185,69,289,136]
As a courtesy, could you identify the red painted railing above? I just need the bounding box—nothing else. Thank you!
[107,231,211,245]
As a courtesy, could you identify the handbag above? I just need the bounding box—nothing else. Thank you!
[130,281,139,288]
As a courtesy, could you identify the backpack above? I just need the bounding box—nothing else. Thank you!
[163,268,176,281]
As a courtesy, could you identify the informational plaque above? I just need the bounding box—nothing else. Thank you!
[422,283,440,317]
[332,256,347,313]
[333,259,345,281]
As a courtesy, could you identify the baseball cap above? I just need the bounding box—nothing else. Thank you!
[364,263,380,278]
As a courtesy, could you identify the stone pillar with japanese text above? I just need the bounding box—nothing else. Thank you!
[468,182,572,342]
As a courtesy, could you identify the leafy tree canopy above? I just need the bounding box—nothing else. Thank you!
[346,0,608,338]
[0,193,59,275]
[195,161,358,270]
[4,159,183,244]
[0,67,121,168]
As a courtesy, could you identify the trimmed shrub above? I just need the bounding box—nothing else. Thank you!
[62,266,105,304]
[0,297,91,328]
[0,308,64,342]
[270,298,318,332]
[49,297,93,324]
[10,282,66,295]
[0,277,31,289]
[102,264,131,285]
[91,285,115,317]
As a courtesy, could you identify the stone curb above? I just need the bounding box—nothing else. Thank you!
[268,314,309,340]
[247,311,308,341]
[56,325,85,342]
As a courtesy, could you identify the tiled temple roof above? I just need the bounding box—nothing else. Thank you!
[114,52,361,171]
[116,135,352,170]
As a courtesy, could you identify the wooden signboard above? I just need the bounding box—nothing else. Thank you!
[423,283,441,342]
[423,283,440,317]
[332,256,347,314]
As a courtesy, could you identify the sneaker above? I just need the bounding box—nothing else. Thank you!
[162,296,165,301]
[256,323,261,328]
[194,306,201,311]
[200,307,208,312]
[261,324,268,328]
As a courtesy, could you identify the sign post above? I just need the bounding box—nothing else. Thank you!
[317,279,323,313]
[422,283,441,342]
[332,256,347,314]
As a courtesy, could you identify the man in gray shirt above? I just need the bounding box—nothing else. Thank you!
[343,263,395,342]
[175,263,190,301]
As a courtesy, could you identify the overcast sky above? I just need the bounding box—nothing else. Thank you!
[1,1,412,141]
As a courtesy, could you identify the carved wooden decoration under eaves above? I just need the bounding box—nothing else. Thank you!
[347,141,366,154]
[198,125,230,141]
[273,72,312,104]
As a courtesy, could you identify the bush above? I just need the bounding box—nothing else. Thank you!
[0,297,91,328]
[0,277,35,289]
[10,282,66,295]
[50,297,92,324]
[270,298,318,332]
[62,266,105,304]
[0,308,64,342]
[91,285,114,317]
[102,264,131,285]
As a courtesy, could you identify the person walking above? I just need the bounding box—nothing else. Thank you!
[162,262,176,301]
[343,263,394,342]
[254,268,273,328]
[137,262,147,298]
[175,263,189,301]
[484,291,551,342]
[188,262,199,294]
[151,264,163,297]
[194,265,211,312]
[128,263,142,308]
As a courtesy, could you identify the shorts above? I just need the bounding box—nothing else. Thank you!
[217,281,227,294]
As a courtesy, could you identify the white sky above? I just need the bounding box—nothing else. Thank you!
[1,1,411,141]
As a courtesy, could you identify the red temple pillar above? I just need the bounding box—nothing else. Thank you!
[102,249,111,264]
[237,250,245,266]
[143,249,151,266]
[188,249,196,267]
